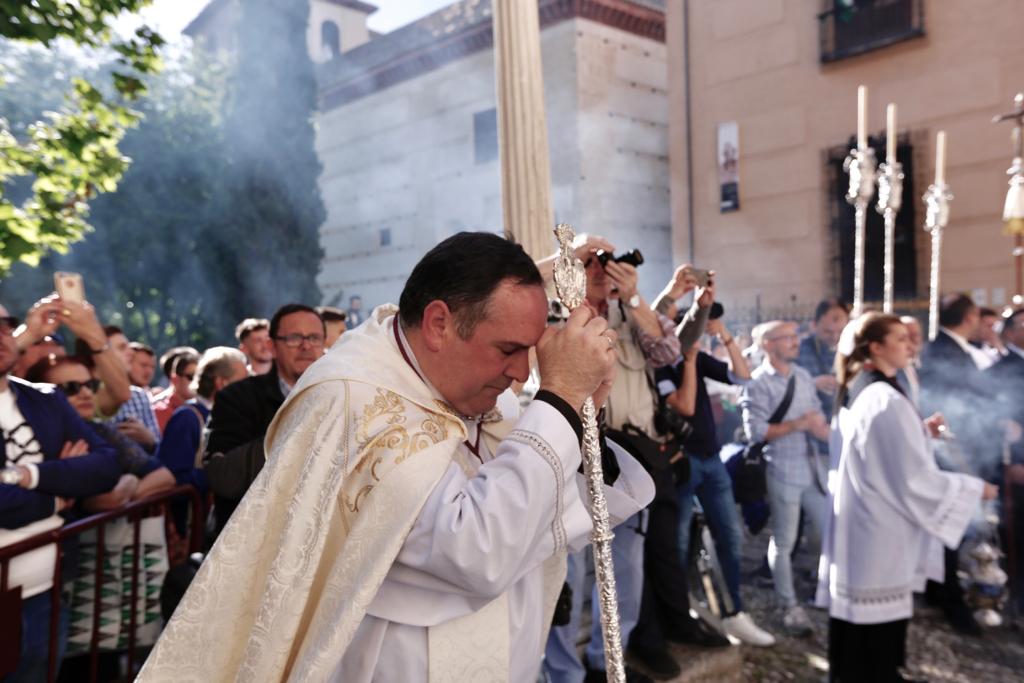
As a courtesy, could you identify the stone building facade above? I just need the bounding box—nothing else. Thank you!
[314,0,671,308]
[184,0,376,63]
[666,0,1024,319]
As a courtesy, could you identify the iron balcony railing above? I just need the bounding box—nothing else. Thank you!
[819,0,925,63]
[0,485,203,683]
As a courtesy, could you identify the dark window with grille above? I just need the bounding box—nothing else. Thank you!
[819,0,924,63]
[473,108,498,165]
[826,135,917,304]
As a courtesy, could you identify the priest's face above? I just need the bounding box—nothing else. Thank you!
[436,281,548,416]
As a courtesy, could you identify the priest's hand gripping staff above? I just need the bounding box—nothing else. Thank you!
[551,223,626,683]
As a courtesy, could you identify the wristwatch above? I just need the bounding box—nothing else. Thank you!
[626,294,641,309]
[1,466,24,486]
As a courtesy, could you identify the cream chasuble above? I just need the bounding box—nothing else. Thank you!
[138,305,653,682]
[816,378,984,624]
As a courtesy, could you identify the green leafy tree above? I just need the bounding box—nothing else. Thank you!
[67,51,233,350]
[0,45,232,350]
[0,0,328,351]
[0,1,163,275]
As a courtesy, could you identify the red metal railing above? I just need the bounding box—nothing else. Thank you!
[0,485,203,682]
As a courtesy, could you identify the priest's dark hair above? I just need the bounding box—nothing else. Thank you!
[399,231,543,338]
[834,312,904,414]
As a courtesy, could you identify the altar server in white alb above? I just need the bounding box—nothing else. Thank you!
[138,232,654,682]
[816,312,997,682]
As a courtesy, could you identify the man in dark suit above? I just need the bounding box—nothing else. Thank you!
[919,294,995,449]
[985,308,1024,610]
[204,304,325,538]
[919,293,1010,634]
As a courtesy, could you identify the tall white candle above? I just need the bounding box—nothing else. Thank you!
[935,130,946,185]
[857,85,868,150]
[886,103,897,163]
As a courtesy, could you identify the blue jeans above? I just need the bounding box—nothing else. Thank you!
[543,549,587,683]
[676,453,745,613]
[4,591,69,683]
[766,467,827,608]
[585,512,645,671]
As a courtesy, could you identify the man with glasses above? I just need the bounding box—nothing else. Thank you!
[0,303,120,682]
[204,304,325,538]
[740,320,830,636]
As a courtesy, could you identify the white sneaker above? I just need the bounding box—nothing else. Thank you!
[722,611,776,647]
[783,605,815,637]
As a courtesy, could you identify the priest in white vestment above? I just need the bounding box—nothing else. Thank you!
[138,232,654,683]
[816,313,997,681]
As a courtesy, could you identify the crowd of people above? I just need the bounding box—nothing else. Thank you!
[0,294,353,681]
[1,232,1021,682]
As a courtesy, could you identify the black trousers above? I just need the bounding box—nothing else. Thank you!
[828,617,908,682]
[629,465,690,654]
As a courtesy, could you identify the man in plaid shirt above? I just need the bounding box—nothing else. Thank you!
[100,326,162,452]
[741,320,830,637]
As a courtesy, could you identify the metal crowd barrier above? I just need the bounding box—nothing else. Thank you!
[0,485,203,683]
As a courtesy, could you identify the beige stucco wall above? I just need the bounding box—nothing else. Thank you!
[667,0,1024,313]
[307,2,372,62]
[314,17,671,308]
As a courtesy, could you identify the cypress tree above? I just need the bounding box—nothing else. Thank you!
[216,0,326,317]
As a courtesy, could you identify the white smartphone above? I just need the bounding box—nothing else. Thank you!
[54,271,86,304]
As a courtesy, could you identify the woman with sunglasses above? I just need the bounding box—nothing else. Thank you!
[817,313,997,682]
[26,355,174,510]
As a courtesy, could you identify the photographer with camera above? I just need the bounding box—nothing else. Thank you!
[653,264,717,351]
[540,236,681,680]
[654,282,776,647]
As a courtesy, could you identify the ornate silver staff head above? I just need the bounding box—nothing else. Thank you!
[923,183,953,232]
[552,223,586,311]
[876,161,904,215]
[844,147,878,205]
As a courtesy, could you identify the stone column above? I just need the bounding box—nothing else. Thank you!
[493,0,554,260]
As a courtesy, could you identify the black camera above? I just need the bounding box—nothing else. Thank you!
[547,299,570,323]
[596,249,644,268]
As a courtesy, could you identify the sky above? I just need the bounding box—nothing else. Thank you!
[129,0,455,38]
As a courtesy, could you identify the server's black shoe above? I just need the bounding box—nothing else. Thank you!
[664,617,731,648]
[944,601,982,636]
[583,660,654,683]
[626,646,681,680]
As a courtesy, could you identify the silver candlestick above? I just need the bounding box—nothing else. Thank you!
[845,146,877,317]
[993,93,1024,305]
[876,160,904,313]
[923,182,953,340]
[551,223,625,683]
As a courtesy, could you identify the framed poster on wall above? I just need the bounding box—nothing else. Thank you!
[718,121,740,212]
